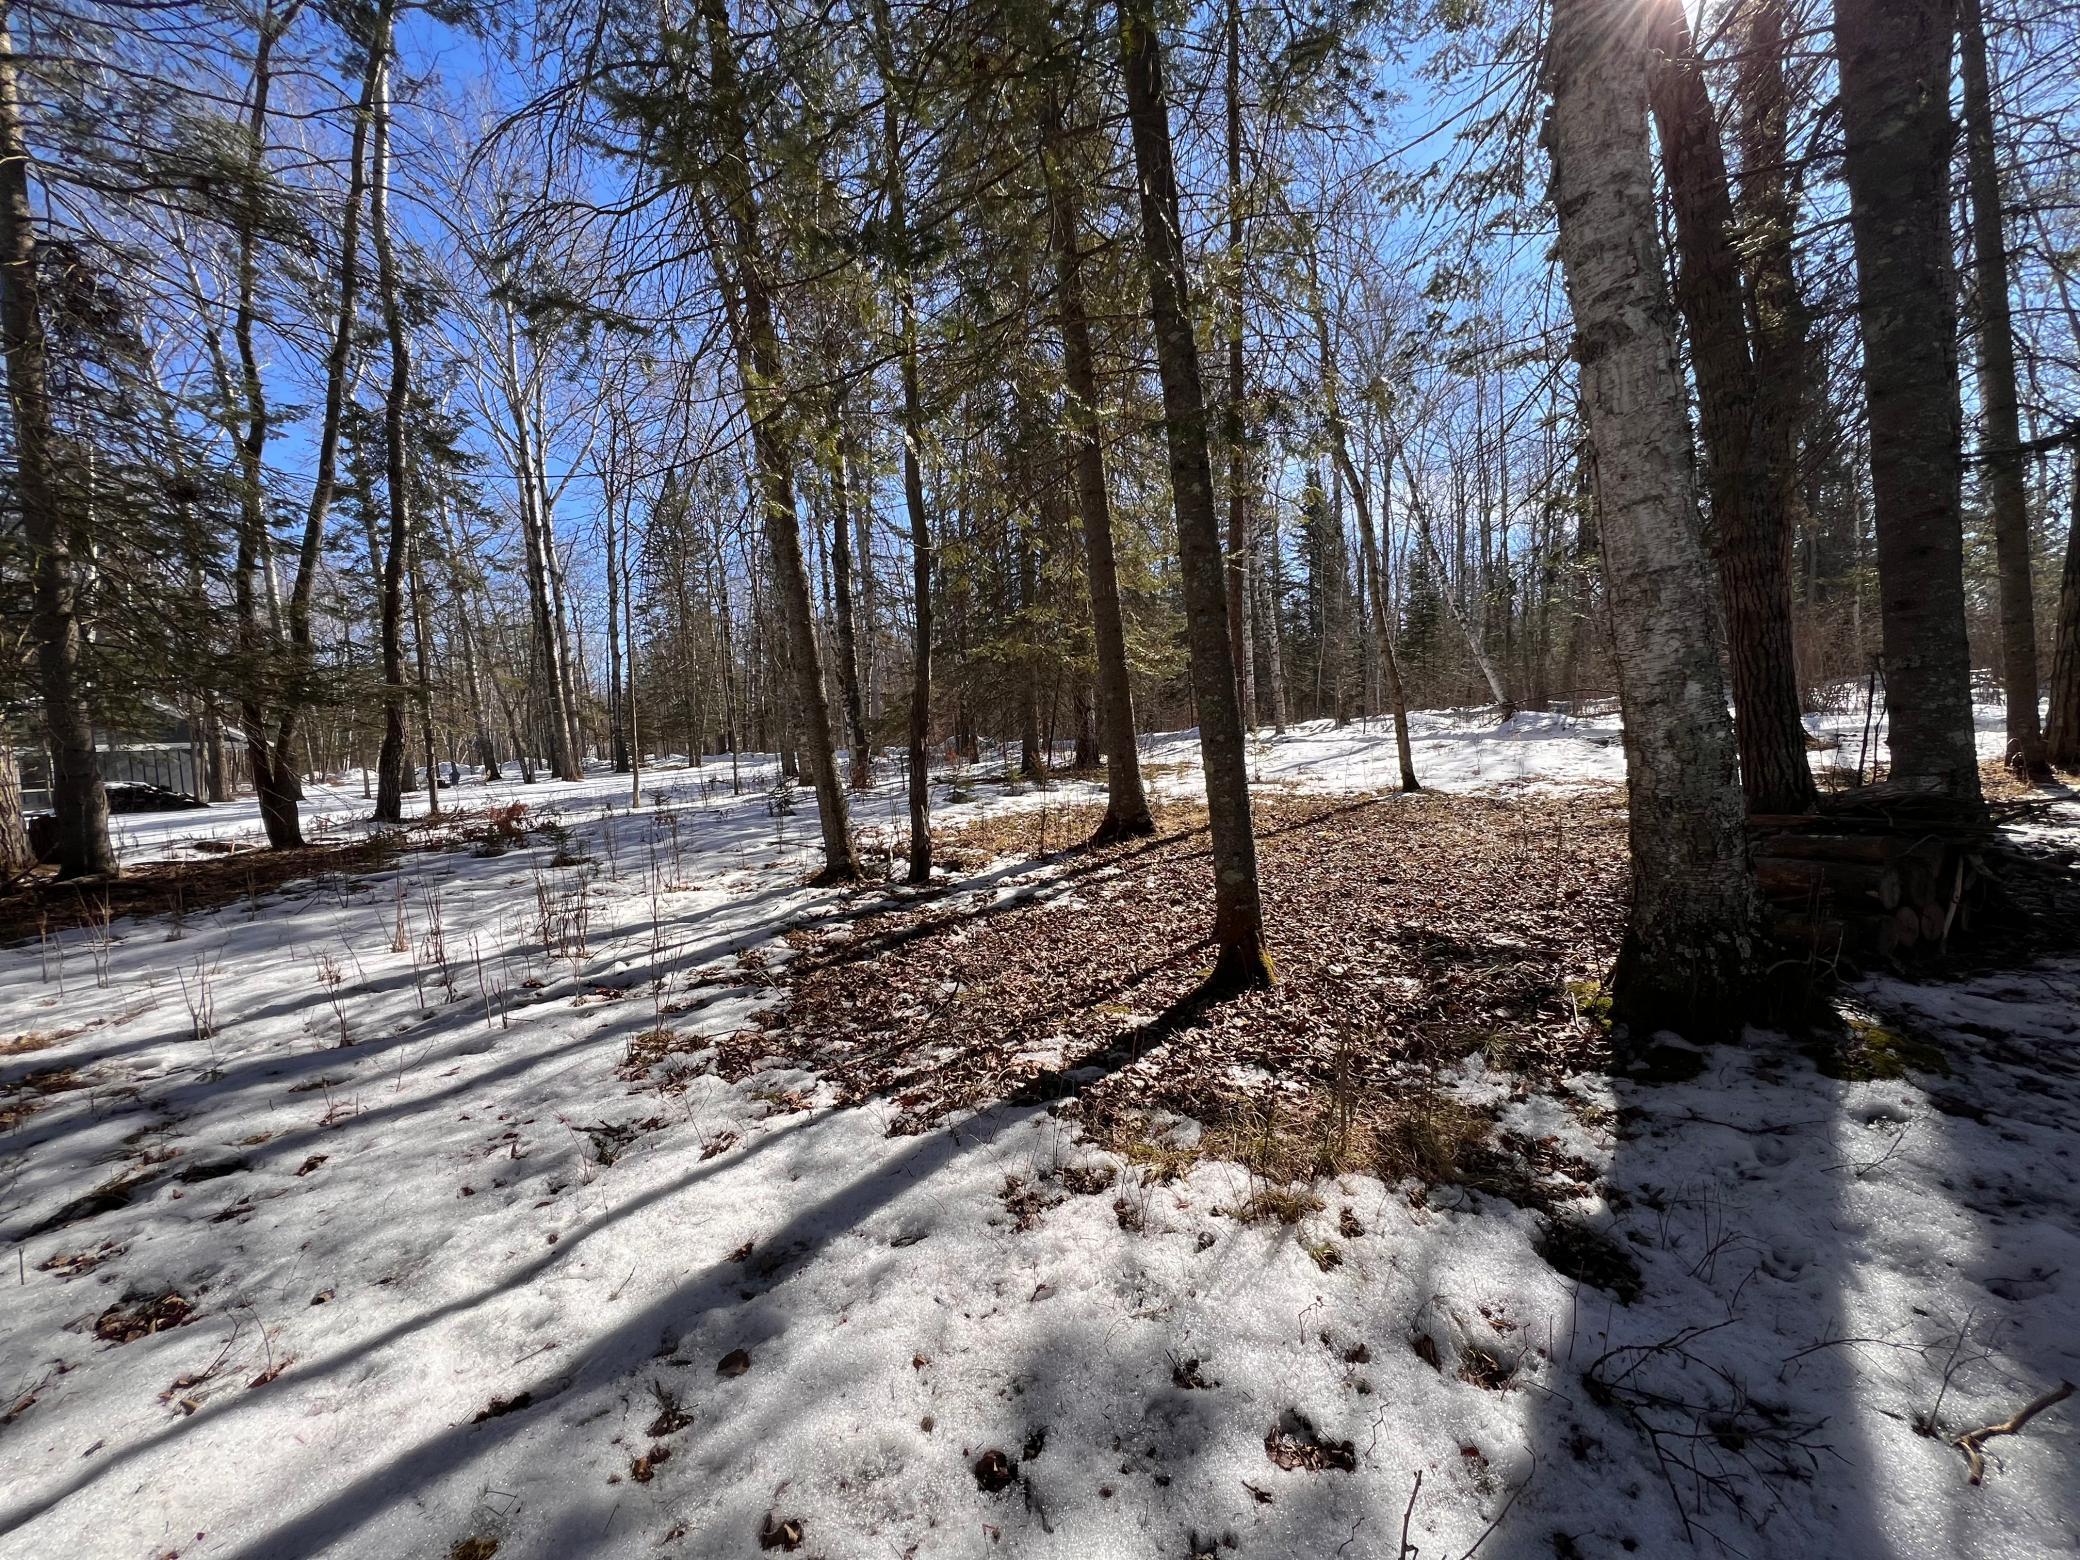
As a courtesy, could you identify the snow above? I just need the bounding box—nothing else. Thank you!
[2,703,2076,1559]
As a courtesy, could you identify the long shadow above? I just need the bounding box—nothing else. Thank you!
[0,875,830,1191]
[0,1106,828,1543]
[201,1101,1040,1560]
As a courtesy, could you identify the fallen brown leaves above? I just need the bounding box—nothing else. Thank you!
[741,790,1628,1145]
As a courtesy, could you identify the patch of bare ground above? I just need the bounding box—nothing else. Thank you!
[0,802,571,945]
[0,833,419,945]
[730,790,1630,1164]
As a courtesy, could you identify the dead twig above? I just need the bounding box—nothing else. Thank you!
[1953,1380,2074,1484]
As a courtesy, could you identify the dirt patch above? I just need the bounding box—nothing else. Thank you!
[738,792,1626,1139]
[0,832,420,945]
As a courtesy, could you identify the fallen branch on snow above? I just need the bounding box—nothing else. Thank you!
[1953,1380,2074,1485]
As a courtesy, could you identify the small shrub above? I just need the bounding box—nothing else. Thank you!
[1232,1185,1323,1225]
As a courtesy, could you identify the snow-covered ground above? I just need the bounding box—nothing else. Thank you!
[2,703,2074,1560]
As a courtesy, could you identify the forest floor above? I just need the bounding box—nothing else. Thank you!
[1,705,2077,1560]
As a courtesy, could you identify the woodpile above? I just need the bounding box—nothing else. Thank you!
[1751,792,1994,964]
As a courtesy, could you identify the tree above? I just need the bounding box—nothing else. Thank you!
[369,5,414,823]
[1040,74,1153,843]
[2048,454,2080,769]
[1544,0,1758,1031]
[1119,0,1270,992]
[1834,0,1982,807]
[695,0,857,881]
[1958,0,2046,777]
[1646,0,1816,816]
[0,9,115,878]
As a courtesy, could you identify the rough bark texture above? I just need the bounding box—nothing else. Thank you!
[1834,0,1983,806]
[1544,0,1758,1035]
[0,740,30,876]
[1044,91,1153,842]
[1958,0,2045,774]
[1120,0,1269,992]
[1647,0,1816,816]
[0,16,115,877]
[1733,0,1816,678]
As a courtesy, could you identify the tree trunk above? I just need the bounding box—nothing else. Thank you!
[1734,0,1818,715]
[1044,90,1154,842]
[203,701,232,801]
[0,739,30,877]
[272,6,381,818]
[1222,0,1255,730]
[830,401,871,788]
[2047,452,2080,768]
[1647,0,1817,816]
[1834,0,1982,807]
[1329,445,1416,786]
[220,3,304,850]
[701,0,856,879]
[0,61,116,881]
[1120,0,1269,991]
[1020,468,1050,781]
[1958,0,2046,775]
[501,304,582,783]
[1256,507,1288,732]
[1544,0,1759,1034]
[605,494,630,772]
[369,36,411,824]
[408,529,440,816]
[0,22,115,878]
[872,8,934,882]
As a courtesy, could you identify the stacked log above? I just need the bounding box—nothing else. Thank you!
[1750,804,1984,965]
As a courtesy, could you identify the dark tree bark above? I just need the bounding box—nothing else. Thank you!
[370,34,411,824]
[1545,0,1760,1034]
[1647,0,1816,816]
[1733,0,1816,681]
[1834,0,1983,806]
[1120,0,1270,992]
[0,16,115,877]
[2047,452,2080,768]
[1958,0,2046,775]
[1043,89,1153,841]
